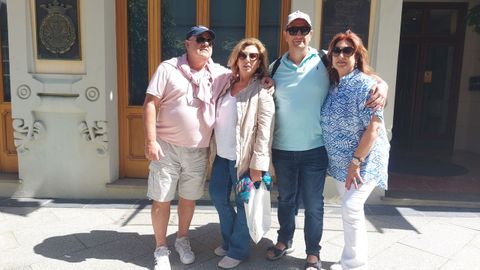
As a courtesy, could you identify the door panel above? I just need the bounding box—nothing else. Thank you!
[117,0,290,178]
[0,1,17,173]
[416,44,455,139]
[392,3,467,152]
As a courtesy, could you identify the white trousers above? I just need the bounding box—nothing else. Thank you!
[334,180,376,270]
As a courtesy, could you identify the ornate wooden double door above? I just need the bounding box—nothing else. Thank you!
[117,0,290,178]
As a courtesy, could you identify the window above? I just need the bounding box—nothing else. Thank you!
[0,0,10,102]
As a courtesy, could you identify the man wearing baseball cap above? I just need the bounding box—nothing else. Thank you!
[266,11,388,270]
[143,25,231,270]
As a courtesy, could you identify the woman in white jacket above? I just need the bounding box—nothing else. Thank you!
[209,38,275,269]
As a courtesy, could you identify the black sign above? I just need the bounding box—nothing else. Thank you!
[320,0,371,49]
[35,0,81,60]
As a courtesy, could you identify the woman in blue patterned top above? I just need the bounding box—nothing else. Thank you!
[320,31,390,270]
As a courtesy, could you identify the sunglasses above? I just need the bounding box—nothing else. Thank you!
[332,46,355,57]
[238,51,259,61]
[195,36,214,45]
[286,26,311,36]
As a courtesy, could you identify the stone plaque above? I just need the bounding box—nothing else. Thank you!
[35,0,81,60]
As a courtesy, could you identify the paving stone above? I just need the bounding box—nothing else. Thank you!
[471,234,480,250]
[399,219,477,258]
[441,216,480,231]
[0,231,19,251]
[439,245,480,270]
[369,243,448,270]
[59,234,150,264]
[33,234,86,259]
[0,246,49,269]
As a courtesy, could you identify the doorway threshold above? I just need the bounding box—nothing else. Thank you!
[383,190,480,208]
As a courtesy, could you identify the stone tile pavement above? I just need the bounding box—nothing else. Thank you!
[1,198,480,270]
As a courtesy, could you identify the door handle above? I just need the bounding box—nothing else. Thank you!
[424,70,432,83]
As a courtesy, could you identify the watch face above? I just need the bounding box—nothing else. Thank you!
[352,158,361,166]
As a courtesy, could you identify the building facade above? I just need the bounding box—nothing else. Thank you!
[0,0,479,201]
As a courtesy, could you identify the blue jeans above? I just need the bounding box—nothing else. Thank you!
[272,146,328,256]
[209,155,250,260]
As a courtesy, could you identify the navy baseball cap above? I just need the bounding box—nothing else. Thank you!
[185,25,216,40]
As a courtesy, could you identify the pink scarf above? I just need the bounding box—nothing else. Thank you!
[176,54,216,127]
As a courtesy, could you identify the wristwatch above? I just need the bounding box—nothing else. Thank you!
[351,156,364,166]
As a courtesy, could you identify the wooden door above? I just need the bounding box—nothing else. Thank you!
[0,1,17,173]
[392,3,467,153]
[117,0,290,178]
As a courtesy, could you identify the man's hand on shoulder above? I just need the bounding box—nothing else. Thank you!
[366,75,388,111]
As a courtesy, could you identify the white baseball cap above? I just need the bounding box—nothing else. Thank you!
[286,10,312,27]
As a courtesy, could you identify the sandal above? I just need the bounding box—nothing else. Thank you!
[304,254,322,270]
[266,241,294,261]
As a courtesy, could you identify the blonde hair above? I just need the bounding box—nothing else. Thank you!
[227,38,269,80]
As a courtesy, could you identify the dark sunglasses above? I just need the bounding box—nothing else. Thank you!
[332,46,355,57]
[286,26,311,36]
[238,51,259,61]
[196,36,214,45]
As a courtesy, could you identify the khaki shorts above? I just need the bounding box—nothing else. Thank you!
[147,139,208,202]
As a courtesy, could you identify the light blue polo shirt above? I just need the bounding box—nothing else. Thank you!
[271,48,330,151]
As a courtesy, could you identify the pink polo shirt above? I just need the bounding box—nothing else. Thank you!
[146,57,231,148]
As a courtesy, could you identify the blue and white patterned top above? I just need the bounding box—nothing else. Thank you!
[320,69,390,189]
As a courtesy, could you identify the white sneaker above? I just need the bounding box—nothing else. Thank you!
[218,256,242,269]
[174,236,195,264]
[214,246,227,257]
[153,246,171,270]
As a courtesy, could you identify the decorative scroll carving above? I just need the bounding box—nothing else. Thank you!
[78,121,108,156]
[12,119,46,153]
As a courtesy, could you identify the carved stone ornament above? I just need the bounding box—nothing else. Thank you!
[17,85,32,100]
[13,119,46,154]
[78,121,109,156]
[39,0,76,54]
[85,87,100,102]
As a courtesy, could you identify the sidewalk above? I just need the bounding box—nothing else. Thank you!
[1,198,480,270]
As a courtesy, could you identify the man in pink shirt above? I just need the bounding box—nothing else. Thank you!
[143,26,230,270]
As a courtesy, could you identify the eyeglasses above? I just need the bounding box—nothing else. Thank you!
[286,26,311,36]
[332,46,355,57]
[238,51,259,61]
[195,36,214,45]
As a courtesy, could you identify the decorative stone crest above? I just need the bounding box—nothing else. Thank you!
[78,121,109,156]
[39,0,76,54]
[13,119,46,154]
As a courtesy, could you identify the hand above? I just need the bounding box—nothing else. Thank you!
[366,83,387,111]
[250,168,263,182]
[345,164,363,190]
[261,76,275,90]
[145,140,164,161]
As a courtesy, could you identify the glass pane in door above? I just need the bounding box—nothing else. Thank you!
[259,0,281,63]
[418,44,454,137]
[1,0,10,102]
[127,0,148,106]
[401,8,423,35]
[210,0,246,65]
[428,9,458,36]
[161,0,196,61]
[392,43,419,144]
